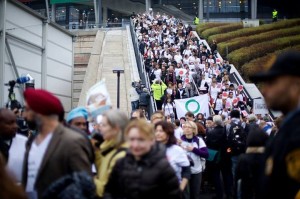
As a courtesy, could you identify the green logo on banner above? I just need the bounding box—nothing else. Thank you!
[185,99,200,114]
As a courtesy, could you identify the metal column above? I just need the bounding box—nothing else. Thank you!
[103,6,107,28]
[51,4,56,22]
[0,0,6,107]
[206,0,210,22]
[41,19,48,89]
[146,0,151,13]
[198,0,204,21]
[98,0,102,27]
[251,0,257,19]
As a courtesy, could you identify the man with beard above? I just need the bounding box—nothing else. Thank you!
[22,89,92,199]
[250,51,300,199]
[0,108,27,183]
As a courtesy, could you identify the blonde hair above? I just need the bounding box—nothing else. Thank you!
[150,110,165,123]
[125,119,155,141]
[184,121,198,136]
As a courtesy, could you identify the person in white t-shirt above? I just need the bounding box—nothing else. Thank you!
[174,119,184,140]
[154,121,190,193]
[22,89,92,199]
[179,121,208,199]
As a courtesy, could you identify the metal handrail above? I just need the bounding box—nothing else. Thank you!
[129,18,157,115]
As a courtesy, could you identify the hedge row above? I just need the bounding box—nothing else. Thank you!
[218,26,300,57]
[200,23,243,39]
[207,18,300,44]
[196,23,228,35]
[228,35,300,69]
[241,45,300,81]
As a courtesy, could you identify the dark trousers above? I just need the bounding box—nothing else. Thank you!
[205,162,223,199]
[221,165,234,198]
[190,173,202,199]
[155,99,162,110]
[131,100,139,111]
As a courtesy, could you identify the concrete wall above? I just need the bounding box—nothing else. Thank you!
[1,0,74,112]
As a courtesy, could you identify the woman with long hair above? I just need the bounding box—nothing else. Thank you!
[162,96,176,123]
[154,121,190,197]
[94,109,129,198]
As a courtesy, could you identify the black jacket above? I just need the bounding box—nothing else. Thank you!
[206,125,227,151]
[139,91,150,106]
[261,109,300,199]
[104,143,181,199]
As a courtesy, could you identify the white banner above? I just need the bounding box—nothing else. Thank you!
[174,95,211,119]
[86,79,111,118]
[253,98,268,115]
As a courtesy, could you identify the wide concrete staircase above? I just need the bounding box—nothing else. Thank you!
[73,27,137,116]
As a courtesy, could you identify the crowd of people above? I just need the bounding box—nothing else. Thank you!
[131,12,252,124]
[1,11,300,199]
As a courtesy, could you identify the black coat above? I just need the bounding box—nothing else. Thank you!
[261,109,300,199]
[236,152,265,199]
[206,125,227,151]
[103,143,181,199]
[139,91,150,106]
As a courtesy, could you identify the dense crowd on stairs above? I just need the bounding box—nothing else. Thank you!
[1,11,292,199]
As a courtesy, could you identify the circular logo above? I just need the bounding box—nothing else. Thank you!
[185,99,200,114]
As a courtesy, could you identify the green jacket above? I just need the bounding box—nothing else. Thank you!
[151,82,167,100]
[194,17,200,25]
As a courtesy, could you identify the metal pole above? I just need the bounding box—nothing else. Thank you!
[41,19,48,89]
[0,0,7,107]
[45,0,50,20]
[117,71,120,109]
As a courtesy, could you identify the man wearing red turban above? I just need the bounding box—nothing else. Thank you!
[21,89,92,198]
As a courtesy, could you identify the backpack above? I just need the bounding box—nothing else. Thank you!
[227,121,246,156]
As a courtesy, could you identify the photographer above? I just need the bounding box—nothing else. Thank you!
[130,81,140,112]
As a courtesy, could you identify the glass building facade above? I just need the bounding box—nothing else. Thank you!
[19,0,298,29]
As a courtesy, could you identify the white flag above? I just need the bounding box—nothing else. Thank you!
[174,95,211,119]
[86,79,111,118]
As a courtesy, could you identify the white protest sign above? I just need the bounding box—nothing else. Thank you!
[253,98,269,115]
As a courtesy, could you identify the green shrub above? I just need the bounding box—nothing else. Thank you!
[228,35,300,69]
[218,26,300,57]
[242,45,300,81]
[196,23,228,35]
[208,18,300,44]
[201,23,243,39]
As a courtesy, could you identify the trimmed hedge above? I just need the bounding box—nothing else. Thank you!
[242,45,300,81]
[218,26,300,57]
[200,23,243,39]
[196,23,228,35]
[228,35,300,69]
[207,18,300,44]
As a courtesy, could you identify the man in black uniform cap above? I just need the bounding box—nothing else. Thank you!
[250,50,300,199]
